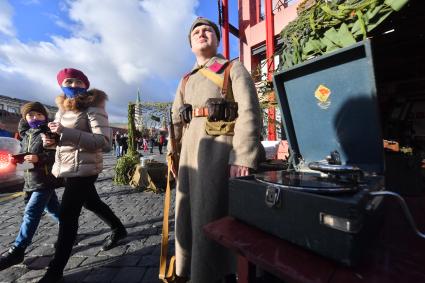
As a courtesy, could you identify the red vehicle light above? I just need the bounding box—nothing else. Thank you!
[0,150,15,175]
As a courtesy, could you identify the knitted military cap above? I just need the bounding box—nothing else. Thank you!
[57,68,90,88]
[21,101,49,119]
[188,17,220,46]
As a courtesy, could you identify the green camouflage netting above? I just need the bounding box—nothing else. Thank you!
[278,0,409,70]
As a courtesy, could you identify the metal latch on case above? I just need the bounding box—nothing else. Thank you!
[265,186,282,208]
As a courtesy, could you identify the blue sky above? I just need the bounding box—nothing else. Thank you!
[0,0,240,122]
[8,0,69,43]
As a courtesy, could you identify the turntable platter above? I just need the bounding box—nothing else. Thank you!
[254,171,358,193]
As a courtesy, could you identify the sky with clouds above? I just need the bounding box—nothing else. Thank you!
[0,0,239,122]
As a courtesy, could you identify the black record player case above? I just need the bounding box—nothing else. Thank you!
[229,173,384,266]
[228,40,386,266]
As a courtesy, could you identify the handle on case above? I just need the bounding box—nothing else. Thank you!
[369,191,425,239]
[308,162,362,174]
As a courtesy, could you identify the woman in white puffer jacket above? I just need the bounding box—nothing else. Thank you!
[39,68,127,283]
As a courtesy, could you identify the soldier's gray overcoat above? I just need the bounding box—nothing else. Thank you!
[170,54,262,283]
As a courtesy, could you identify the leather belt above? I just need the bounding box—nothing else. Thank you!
[193,107,209,117]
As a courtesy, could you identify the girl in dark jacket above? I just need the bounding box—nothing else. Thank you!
[0,102,60,271]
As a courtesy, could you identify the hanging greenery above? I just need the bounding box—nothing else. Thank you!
[139,102,172,118]
[113,154,139,185]
[135,101,172,129]
[113,103,139,185]
[139,102,172,110]
[127,103,137,154]
[278,0,409,70]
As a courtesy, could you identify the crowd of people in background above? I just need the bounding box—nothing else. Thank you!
[112,131,166,157]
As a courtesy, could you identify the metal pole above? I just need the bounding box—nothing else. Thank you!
[265,0,276,140]
[222,0,230,59]
[256,0,261,23]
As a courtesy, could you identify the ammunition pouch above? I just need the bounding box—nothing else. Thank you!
[205,120,236,136]
[205,98,238,122]
[206,98,226,122]
[224,101,238,122]
[204,98,238,136]
[179,104,192,124]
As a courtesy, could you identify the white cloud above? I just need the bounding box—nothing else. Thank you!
[0,0,15,36]
[0,0,199,122]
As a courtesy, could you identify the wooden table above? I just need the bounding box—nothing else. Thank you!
[204,196,425,283]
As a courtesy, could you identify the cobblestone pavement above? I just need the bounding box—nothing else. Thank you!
[0,149,175,283]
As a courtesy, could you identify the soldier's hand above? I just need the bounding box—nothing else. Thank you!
[170,158,178,179]
[170,165,177,179]
[229,165,250,178]
[167,153,179,179]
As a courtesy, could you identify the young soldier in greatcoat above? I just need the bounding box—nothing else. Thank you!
[168,17,262,283]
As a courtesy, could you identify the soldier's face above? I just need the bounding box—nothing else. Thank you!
[190,24,218,54]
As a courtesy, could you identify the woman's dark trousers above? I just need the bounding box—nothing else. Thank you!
[48,175,125,273]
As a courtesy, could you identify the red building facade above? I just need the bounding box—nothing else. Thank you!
[222,0,301,140]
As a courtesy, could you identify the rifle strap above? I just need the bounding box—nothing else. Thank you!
[159,156,175,281]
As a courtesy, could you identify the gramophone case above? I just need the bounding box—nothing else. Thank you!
[229,41,386,265]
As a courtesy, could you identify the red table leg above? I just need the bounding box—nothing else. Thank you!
[237,256,256,283]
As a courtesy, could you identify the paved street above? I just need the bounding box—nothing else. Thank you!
[0,148,174,283]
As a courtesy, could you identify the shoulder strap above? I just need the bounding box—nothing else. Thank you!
[180,60,235,103]
[222,61,234,101]
[180,74,190,104]
[199,68,224,89]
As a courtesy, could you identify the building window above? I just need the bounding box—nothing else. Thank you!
[0,104,3,110]
[7,106,19,114]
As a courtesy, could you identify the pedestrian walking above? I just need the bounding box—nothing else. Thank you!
[121,133,128,156]
[143,137,149,152]
[112,135,116,152]
[0,102,60,271]
[136,137,143,151]
[38,68,127,283]
[167,17,262,283]
[158,134,165,154]
[115,131,122,157]
[149,136,155,153]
